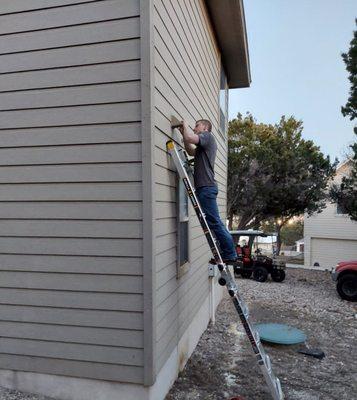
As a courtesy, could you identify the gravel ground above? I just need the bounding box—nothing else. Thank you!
[0,388,54,400]
[0,269,355,400]
[166,268,357,400]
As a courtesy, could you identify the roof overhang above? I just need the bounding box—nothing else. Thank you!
[205,0,251,89]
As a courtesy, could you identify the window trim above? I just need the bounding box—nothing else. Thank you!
[219,62,229,138]
[176,177,190,278]
[336,200,348,216]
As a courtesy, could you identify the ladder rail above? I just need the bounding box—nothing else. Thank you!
[167,140,284,400]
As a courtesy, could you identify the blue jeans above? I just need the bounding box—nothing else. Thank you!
[196,186,237,260]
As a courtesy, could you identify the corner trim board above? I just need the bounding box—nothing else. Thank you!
[140,0,157,386]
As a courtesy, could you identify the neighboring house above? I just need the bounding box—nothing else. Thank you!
[0,1,250,400]
[304,159,357,269]
[295,239,304,253]
[256,236,277,254]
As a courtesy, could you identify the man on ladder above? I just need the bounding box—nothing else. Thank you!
[167,133,284,400]
[177,119,238,264]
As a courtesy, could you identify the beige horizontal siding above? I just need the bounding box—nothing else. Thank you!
[0,0,144,383]
[0,18,140,54]
[0,338,144,366]
[0,305,143,330]
[0,354,143,384]
[0,186,141,202]
[153,0,227,374]
[153,3,218,120]
[0,288,143,312]
[0,164,141,183]
[0,61,140,92]
[305,203,357,239]
[155,202,177,219]
[0,82,141,110]
[0,143,141,165]
[0,40,140,74]
[156,218,176,237]
[156,262,209,370]
[0,271,143,292]
[0,103,141,128]
[0,254,142,275]
[0,0,139,34]
[0,0,99,15]
[0,220,142,238]
[0,123,141,147]
[0,321,143,348]
[0,238,142,257]
[305,192,357,267]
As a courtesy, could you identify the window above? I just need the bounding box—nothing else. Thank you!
[336,201,348,215]
[219,66,228,134]
[177,178,189,277]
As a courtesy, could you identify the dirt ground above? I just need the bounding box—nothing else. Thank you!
[166,268,357,400]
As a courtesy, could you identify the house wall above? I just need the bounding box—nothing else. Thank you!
[152,0,226,375]
[304,202,357,268]
[0,0,145,384]
[304,162,357,268]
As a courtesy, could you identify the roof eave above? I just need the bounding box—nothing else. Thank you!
[205,0,251,89]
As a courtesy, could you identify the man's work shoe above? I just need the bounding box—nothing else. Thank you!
[209,258,225,264]
[223,258,239,264]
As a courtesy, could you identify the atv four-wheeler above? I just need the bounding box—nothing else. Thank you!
[229,230,286,283]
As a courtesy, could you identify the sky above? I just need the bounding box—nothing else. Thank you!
[229,0,357,162]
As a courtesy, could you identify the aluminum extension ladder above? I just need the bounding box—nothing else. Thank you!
[167,140,284,400]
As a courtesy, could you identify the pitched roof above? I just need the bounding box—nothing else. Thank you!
[205,0,251,88]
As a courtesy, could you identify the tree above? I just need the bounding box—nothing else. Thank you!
[280,220,304,247]
[341,19,357,123]
[227,114,276,229]
[260,218,304,252]
[330,20,357,220]
[228,114,336,254]
[329,161,357,220]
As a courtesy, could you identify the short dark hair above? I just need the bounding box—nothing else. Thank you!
[196,119,212,132]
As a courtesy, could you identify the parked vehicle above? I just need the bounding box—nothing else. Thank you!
[331,260,357,301]
[229,230,286,283]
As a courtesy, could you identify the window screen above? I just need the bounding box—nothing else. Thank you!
[178,178,189,269]
[336,201,348,215]
[219,66,228,134]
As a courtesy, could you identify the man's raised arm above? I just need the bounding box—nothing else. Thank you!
[179,120,199,156]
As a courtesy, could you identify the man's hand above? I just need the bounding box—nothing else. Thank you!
[178,120,188,136]
[179,120,199,144]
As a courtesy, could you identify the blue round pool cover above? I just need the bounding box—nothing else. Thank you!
[254,323,306,345]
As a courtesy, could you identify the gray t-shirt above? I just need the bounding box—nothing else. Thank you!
[194,131,217,188]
